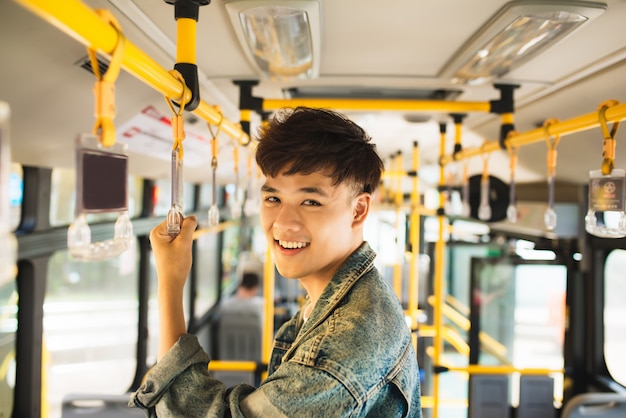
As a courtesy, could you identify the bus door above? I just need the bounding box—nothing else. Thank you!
[468,256,567,414]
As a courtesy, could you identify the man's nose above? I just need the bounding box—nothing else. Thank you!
[273,205,302,232]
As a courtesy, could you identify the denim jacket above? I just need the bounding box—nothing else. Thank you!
[130,242,422,417]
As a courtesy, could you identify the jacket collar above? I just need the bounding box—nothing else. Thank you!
[284,241,376,359]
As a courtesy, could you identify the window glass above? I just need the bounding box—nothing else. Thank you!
[421,243,565,417]
[194,232,220,317]
[220,226,241,296]
[199,183,217,210]
[364,210,410,302]
[604,249,626,386]
[49,168,74,225]
[0,279,17,418]
[153,178,195,216]
[44,240,139,418]
[8,163,22,231]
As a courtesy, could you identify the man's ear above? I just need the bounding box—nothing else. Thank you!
[352,193,371,228]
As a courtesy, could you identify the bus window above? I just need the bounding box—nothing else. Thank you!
[513,264,566,371]
[220,225,241,296]
[199,183,220,211]
[470,258,566,406]
[604,249,626,386]
[0,280,17,418]
[195,232,220,316]
[50,168,143,226]
[44,240,139,418]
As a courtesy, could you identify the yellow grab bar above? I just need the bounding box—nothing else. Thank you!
[15,0,249,145]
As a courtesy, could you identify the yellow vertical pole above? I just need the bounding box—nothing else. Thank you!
[408,142,420,360]
[176,18,196,64]
[262,244,275,380]
[432,123,448,418]
[394,152,404,301]
[408,142,420,321]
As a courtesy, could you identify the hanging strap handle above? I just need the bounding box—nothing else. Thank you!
[89,9,125,148]
[598,100,621,175]
[480,142,491,181]
[543,118,561,178]
[505,132,519,179]
[164,69,190,159]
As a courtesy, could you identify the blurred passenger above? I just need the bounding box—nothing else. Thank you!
[221,272,264,312]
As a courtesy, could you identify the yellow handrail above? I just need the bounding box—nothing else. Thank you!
[445,364,563,376]
[263,98,491,113]
[209,360,264,373]
[442,101,626,165]
[15,0,249,146]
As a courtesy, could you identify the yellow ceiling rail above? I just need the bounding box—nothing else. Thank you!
[262,98,491,113]
[442,100,626,165]
[14,0,249,145]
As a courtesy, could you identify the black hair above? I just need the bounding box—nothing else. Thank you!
[255,107,384,194]
[240,272,260,290]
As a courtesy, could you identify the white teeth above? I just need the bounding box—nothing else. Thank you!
[278,240,309,249]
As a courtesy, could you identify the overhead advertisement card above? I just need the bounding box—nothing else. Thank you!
[118,105,212,167]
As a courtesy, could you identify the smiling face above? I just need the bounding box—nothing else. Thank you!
[260,170,371,292]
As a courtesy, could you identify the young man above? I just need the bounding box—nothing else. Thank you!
[130,107,422,417]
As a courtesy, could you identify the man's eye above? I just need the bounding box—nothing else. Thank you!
[265,196,280,203]
[303,200,321,206]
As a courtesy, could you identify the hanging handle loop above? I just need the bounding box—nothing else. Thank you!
[208,108,224,227]
[598,100,621,175]
[461,161,470,217]
[478,143,492,221]
[505,133,519,178]
[89,9,126,148]
[543,118,561,230]
[164,70,189,158]
[505,133,519,223]
[164,70,190,236]
[543,118,561,179]
[68,11,133,260]
[480,142,491,181]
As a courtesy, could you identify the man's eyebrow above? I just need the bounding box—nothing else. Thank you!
[299,187,329,198]
[261,184,329,198]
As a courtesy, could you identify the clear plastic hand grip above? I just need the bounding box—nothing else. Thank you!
[544,174,557,230]
[478,176,492,221]
[167,148,184,236]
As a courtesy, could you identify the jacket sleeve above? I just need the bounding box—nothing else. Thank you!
[129,334,358,417]
[129,334,256,417]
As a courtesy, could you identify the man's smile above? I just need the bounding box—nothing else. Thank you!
[277,239,310,249]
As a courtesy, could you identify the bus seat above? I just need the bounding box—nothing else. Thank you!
[468,374,509,418]
[518,375,555,418]
[61,393,144,417]
[562,393,626,418]
[213,303,263,387]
